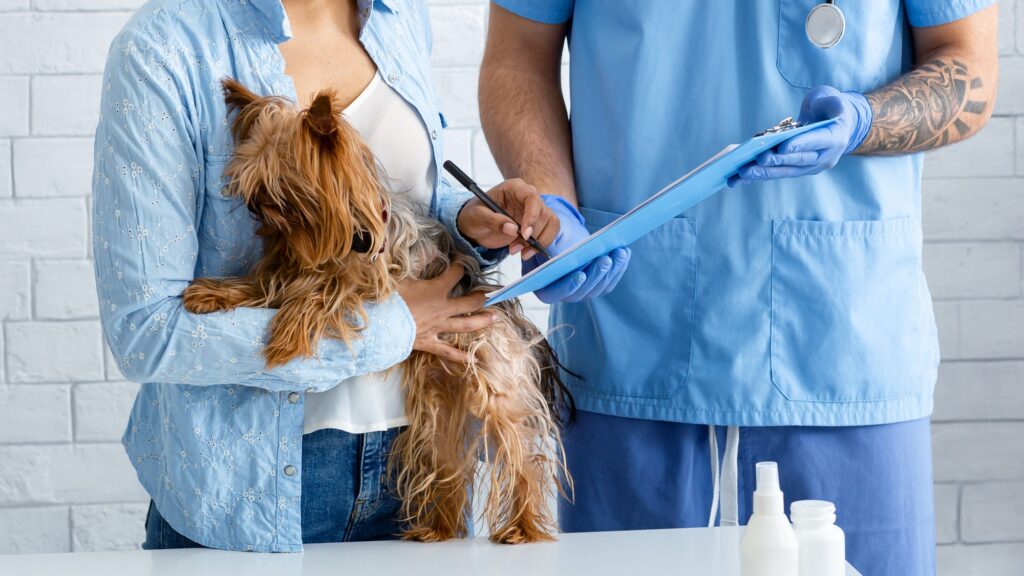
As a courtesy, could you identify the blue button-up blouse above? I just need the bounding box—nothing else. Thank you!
[92,0,491,552]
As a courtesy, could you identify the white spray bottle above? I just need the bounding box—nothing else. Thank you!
[740,462,799,576]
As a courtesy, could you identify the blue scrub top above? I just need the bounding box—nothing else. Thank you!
[495,0,995,427]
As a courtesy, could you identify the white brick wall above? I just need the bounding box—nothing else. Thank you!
[0,1,1021,571]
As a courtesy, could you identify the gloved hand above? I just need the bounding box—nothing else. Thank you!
[728,86,872,187]
[523,195,631,304]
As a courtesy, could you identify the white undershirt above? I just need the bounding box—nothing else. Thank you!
[303,71,435,434]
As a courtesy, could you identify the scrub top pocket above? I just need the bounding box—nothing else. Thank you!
[549,206,699,400]
[770,217,925,403]
[776,0,906,92]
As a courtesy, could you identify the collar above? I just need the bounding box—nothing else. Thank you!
[248,0,400,43]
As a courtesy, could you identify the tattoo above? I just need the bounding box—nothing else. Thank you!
[857,57,988,155]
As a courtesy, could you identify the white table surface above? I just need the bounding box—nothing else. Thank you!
[0,526,861,576]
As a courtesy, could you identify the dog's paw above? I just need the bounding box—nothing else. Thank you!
[182,281,234,314]
[403,526,457,543]
[489,522,556,545]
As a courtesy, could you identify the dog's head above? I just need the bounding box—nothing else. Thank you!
[220,79,391,282]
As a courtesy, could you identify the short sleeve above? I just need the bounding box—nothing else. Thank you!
[904,0,997,27]
[492,0,574,25]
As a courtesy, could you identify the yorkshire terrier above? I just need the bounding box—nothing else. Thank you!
[182,79,573,544]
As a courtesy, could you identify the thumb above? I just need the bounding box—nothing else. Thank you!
[807,94,845,122]
[799,86,841,122]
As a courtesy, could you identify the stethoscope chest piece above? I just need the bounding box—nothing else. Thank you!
[806,1,845,49]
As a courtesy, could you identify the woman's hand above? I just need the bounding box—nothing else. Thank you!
[456,178,560,259]
[398,265,494,363]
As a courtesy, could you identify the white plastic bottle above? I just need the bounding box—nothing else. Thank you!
[740,462,799,576]
[791,500,846,576]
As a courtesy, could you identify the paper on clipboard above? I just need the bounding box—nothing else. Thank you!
[484,117,837,307]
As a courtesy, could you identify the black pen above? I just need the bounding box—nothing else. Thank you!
[442,160,550,259]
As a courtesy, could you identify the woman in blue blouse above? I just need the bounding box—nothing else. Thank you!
[93,0,624,551]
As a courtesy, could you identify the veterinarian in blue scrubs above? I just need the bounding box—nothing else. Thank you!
[479,1,999,573]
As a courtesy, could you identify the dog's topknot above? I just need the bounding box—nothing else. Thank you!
[305,93,339,140]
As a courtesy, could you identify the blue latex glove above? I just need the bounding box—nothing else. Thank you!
[728,86,872,187]
[523,195,631,304]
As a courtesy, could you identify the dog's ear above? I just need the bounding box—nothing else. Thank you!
[303,91,340,142]
[221,78,264,143]
[222,78,259,112]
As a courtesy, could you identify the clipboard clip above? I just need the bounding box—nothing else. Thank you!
[754,116,805,137]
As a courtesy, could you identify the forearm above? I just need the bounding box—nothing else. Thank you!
[854,3,999,157]
[100,294,413,391]
[855,53,995,155]
[479,11,576,204]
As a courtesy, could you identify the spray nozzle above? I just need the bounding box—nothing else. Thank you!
[755,461,780,493]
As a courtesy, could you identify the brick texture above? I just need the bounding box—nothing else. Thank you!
[0,139,12,198]
[0,0,1020,565]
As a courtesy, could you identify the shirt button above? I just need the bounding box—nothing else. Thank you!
[283,465,297,477]
[305,387,316,394]
[388,72,400,84]
[430,129,438,140]
[287,392,300,404]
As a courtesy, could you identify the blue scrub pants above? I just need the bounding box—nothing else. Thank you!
[559,411,935,576]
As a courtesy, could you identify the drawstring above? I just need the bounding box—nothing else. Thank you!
[708,425,741,528]
[707,425,720,528]
[721,426,740,526]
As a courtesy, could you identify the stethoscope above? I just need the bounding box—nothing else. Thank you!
[806,0,846,49]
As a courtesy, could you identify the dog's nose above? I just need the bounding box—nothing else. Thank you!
[352,230,373,253]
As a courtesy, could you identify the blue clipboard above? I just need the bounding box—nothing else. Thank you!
[485,117,837,307]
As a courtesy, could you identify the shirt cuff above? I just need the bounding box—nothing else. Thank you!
[434,188,508,269]
[906,0,996,27]
[352,292,416,377]
[387,293,417,362]
[492,0,574,25]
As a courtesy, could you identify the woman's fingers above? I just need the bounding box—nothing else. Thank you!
[531,208,561,250]
[439,311,494,334]
[476,209,520,245]
[448,291,488,316]
[421,339,469,364]
[517,191,543,239]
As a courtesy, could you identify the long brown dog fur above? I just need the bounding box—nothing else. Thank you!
[183,79,573,544]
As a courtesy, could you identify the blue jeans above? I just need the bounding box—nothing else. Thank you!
[559,412,935,576]
[143,427,405,549]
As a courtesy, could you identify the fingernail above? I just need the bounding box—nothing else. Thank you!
[523,226,533,239]
[522,249,536,260]
[503,223,518,235]
[510,244,522,255]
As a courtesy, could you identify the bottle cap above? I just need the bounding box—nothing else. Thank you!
[791,500,836,521]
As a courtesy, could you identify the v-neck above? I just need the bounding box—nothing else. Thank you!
[342,71,383,116]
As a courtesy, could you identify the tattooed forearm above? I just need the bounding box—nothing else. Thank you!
[855,56,990,155]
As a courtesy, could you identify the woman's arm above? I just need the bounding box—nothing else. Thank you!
[855,4,998,155]
[93,31,415,392]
